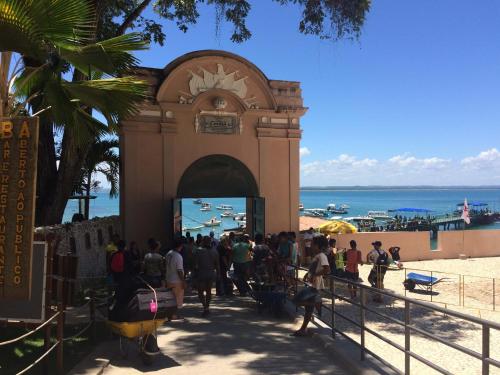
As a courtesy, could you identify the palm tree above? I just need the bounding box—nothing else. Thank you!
[72,138,119,220]
[0,0,149,225]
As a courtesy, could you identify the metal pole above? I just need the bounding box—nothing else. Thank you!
[430,271,433,302]
[43,237,54,375]
[405,300,411,375]
[331,277,336,338]
[360,287,366,361]
[482,324,490,375]
[56,303,64,375]
[404,267,407,297]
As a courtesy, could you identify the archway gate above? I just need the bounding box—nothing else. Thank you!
[120,50,306,246]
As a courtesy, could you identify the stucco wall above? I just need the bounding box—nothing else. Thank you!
[330,229,500,262]
[121,50,306,246]
[35,216,121,279]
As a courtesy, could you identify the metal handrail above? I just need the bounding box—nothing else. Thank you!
[293,266,500,375]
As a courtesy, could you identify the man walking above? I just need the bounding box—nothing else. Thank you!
[166,238,186,319]
[367,241,389,302]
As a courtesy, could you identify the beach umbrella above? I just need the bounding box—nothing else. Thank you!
[318,220,358,235]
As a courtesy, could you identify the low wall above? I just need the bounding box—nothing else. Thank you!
[35,216,121,279]
[331,229,500,262]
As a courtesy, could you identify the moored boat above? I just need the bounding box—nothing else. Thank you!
[193,198,203,204]
[221,211,236,218]
[367,211,393,221]
[299,203,304,211]
[203,217,221,227]
[200,202,212,211]
[216,204,233,210]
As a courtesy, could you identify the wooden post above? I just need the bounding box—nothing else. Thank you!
[56,303,64,375]
[43,236,55,375]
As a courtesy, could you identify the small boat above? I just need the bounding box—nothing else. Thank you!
[193,198,203,204]
[326,203,347,214]
[233,213,246,221]
[368,211,393,221]
[221,211,236,218]
[237,220,246,228]
[299,203,304,211]
[216,204,233,210]
[204,217,221,227]
[184,225,204,231]
[200,202,212,211]
[304,208,330,218]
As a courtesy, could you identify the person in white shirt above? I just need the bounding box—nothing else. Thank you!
[292,235,330,337]
[165,238,185,319]
[303,227,315,265]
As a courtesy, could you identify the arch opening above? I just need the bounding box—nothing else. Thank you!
[177,155,259,198]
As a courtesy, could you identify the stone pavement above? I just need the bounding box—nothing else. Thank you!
[73,294,349,375]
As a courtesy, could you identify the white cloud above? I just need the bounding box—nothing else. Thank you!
[461,148,500,169]
[300,150,500,186]
[388,154,450,170]
[299,147,311,158]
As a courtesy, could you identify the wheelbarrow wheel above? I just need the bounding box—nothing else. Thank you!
[119,336,130,359]
[403,279,416,291]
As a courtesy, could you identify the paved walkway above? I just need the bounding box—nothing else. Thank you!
[95,294,346,375]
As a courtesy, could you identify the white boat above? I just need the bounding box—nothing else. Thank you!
[221,211,236,218]
[193,198,203,204]
[367,211,393,221]
[304,208,330,218]
[216,204,233,210]
[200,202,212,211]
[204,217,221,227]
[326,204,347,214]
[299,203,304,211]
[184,225,204,231]
[237,220,246,228]
[340,204,350,209]
[233,213,246,221]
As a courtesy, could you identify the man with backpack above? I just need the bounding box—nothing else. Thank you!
[366,241,390,303]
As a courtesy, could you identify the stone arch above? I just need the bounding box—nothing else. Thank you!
[177,154,259,198]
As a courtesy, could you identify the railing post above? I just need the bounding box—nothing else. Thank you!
[405,300,411,375]
[90,290,96,342]
[331,277,336,338]
[482,324,490,375]
[404,268,407,297]
[56,303,64,375]
[360,286,366,361]
[430,271,433,302]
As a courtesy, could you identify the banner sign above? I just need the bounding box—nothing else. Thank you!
[0,117,39,300]
[0,242,47,322]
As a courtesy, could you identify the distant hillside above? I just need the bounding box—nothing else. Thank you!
[300,185,500,191]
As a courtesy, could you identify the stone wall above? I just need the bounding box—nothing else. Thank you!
[35,216,121,280]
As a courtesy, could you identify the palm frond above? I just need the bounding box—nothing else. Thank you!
[0,0,44,58]
[62,77,149,124]
[61,33,148,75]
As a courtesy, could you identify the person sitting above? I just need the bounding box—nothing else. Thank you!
[292,235,330,337]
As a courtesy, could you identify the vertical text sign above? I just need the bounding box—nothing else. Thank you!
[0,117,39,300]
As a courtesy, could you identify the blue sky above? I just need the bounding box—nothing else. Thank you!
[131,0,500,186]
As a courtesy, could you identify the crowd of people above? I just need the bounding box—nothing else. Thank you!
[104,229,398,335]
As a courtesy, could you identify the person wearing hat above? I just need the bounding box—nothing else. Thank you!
[366,241,390,302]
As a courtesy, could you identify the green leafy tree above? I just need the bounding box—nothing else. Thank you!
[2,0,370,226]
[73,138,119,220]
[0,0,149,225]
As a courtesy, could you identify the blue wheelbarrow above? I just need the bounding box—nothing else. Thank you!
[403,272,442,293]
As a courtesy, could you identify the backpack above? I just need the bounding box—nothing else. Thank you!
[110,251,125,273]
[376,250,389,266]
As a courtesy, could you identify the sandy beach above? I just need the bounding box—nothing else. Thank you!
[313,256,500,374]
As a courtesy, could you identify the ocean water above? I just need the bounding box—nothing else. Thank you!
[63,188,500,235]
